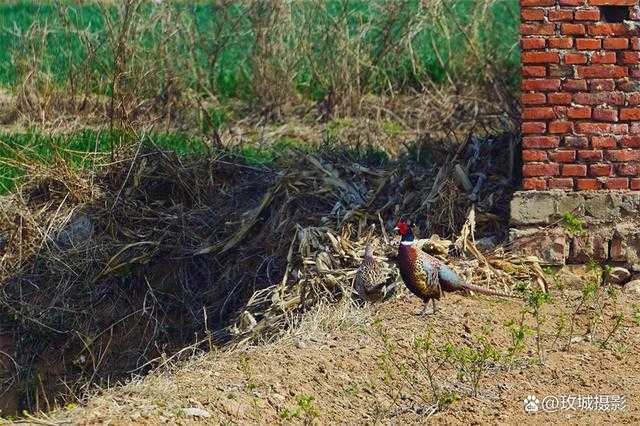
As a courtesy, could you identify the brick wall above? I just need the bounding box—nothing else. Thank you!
[521,0,640,191]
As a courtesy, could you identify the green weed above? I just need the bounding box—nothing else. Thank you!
[561,212,586,236]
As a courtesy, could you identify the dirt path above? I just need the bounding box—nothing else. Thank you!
[41,286,640,425]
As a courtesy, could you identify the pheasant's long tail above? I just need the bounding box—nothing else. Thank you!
[437,262,520,299]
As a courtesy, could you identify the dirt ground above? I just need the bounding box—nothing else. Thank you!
[32,278,639,426]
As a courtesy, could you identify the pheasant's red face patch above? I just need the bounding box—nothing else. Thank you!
[395,220,409,236]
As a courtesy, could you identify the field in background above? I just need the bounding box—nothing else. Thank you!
[0,0,519,194]
[0,0,519,100]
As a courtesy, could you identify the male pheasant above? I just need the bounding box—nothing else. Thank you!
[394,219,518,315]
[354,242,388,303]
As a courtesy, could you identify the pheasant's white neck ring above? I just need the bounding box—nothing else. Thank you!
[400,241,414,246]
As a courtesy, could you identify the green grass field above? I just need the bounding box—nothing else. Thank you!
[0,0,519,98]
[0,0,519,194]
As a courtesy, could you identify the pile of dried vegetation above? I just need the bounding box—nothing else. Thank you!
[0,130,548,414]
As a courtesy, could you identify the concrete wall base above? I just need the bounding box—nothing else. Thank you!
[509,190,640,267]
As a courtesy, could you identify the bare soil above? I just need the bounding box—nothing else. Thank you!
[39,282,640,425]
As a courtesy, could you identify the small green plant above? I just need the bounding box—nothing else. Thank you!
[633,305,640,326]
[561,212,586,236]
[441,336,501,397]
[504,312,531,365]
[552,312,566,346]
[437,390,459,408]
[543,266,564,290]
[278,394,319,422]
[525,287,550,364]
[297,395,319,419]
[279,407,297,420]
[381,120,404,137]
[600,314,624,349]
[374,322,450,414]
[565,260,611,350]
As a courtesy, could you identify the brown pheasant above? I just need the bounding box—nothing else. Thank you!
[354,242,388,303]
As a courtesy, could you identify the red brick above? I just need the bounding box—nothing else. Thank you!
[604,178,629,189]
[523,163,560,177]
[576,179,603,190]
[521,23,556,35]
[587,23,628,37]
[522,9,545,21]
[523,150,548,162]
[620,108,640,120]
[523,66,547,77]
[617,164,640,176]
[549,150,576,162]
[574,8,600,21]
[592,136,618,149]
[521,0,555,5]
[547,92,572,104]
[576,38,601,50]
[627,93,640,105]
[522,79,561,91]
[523,107,557,120]
[522,51,561,64]
[522,38,546,49]
[592,108,618,122]
[564,53,588,64]
[588,79,615,91]
[632,37,640,50]
[522,121,547,134]
[523,136,561,148]
[591,52,616,64]
[611,124,629,134]
[620,135,640,147]
[589,0,636,5]
[573,92,625,105]
[617,79,640,91]
[549,10,573,21]
[578,150,603,161]
[603,38,629,50]
[562,23,585,35]
[549,64,574,78]
[562,164,587,176]
[522,178,548,190]
[553,106,568,118]
[606,150,640,161]
[522,92,547,104]
[589,163,612,176]
[621,51,640,64]
[567,106,592,119]
[576,122,611,134]
[563,79,588,91]
[548,37,574,49]
[549,120,573,133]
[559,0,585,5]
[564,136,589,148]
[630,178,640,190]
[548,178,575,189]
[576,65,628,78]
